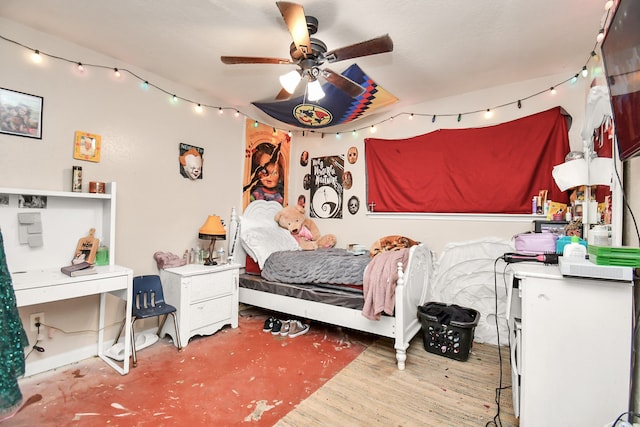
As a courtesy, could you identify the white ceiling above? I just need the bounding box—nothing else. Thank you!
[0,0,611,130]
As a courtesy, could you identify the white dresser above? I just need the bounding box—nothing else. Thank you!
[160,263,240,348]
[507,262,633,427]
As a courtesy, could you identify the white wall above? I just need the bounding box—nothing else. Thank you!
[2,18,638,374]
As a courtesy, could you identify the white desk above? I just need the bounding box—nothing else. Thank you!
[12,265,133,375]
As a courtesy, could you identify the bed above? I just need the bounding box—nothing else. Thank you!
[229,200,435,370]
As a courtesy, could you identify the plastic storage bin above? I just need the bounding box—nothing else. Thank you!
[418,302,480,361]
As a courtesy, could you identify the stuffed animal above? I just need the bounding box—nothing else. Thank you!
[274,205,337,250]
[370,235,420,257]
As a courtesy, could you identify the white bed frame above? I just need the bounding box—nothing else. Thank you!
[229,200,435,370]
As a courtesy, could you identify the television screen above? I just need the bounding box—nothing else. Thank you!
[601,0,640,161]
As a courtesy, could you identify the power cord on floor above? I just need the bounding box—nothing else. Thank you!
[485,256,512,427]
[610,410,640,427]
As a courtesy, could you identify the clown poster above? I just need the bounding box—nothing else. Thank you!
[243,120,290,210]
[179,143,204,180]
[310,155,344,219]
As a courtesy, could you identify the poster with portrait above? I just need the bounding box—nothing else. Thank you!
[310,155,344,219]
[179,143,204,180]
[243,120,290,210]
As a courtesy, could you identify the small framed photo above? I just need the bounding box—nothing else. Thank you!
[73,131,102,162]
[0,87,43,139]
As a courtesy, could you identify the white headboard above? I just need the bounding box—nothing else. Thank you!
[228,200,285,268]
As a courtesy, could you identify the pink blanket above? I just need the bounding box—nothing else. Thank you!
[362,248,410,320]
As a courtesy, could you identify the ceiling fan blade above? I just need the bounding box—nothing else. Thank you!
[322,68,366,98]
[221,56,293,65]
[276,1,311,58]
[324,34,393,63]
[275,88,292,101]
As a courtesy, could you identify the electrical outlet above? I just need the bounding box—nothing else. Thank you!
[29,312,44,332]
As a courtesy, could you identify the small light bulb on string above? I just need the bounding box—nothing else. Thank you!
[171,94,177,103]
[596,29,605,43]
[408,113,414,120]
[550,87,557,95]
[218,107,223,115]
[31,49,42,63]
[113,68,121,78]
[195,104,203,113]
[352,130,357,137]
[288,130,292,137]
[570,74,579,84]
[582,66,589,77]
[432,115,436,123]
[253,120,259,128]
[605,0,614,10]
[517,100,522,109]
[484,109,493,119]
[591,51,599,62]
[77,62,84,72]
[457,114,462,122]
[272,127,277,136]
[234,110,240,118]
[141,81,149,90]
[336,132,341,139]
[370,125,376,133]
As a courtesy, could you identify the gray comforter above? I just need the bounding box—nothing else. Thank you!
[261,248,371,285]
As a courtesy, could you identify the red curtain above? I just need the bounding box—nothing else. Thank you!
[365,107,570,213]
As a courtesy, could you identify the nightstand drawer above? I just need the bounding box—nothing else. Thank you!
[189,270,234,301]
[190,295,233,330]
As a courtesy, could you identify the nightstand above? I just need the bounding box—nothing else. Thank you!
[159,263,240,348]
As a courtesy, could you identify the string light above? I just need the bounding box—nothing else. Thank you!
[370,125,376,133]
[31,49,41,63]
[550,87,557,95]
[0,13,606,138]
[484,109,493,119]
[253,120,259,128]
[195,104,203,113]
[605,0,614,10]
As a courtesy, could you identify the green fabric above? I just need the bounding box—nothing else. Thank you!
[0,230,28,414]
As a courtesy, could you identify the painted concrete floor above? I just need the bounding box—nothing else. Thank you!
[8,308,374,426]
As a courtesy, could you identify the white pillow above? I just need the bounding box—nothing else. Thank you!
[240,216,299,269]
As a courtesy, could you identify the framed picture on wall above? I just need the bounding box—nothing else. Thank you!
[0,87,43,139]
[73,131,102,162]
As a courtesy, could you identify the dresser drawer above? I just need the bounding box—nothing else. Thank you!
[189,270,235,301]
[189,295,233,330]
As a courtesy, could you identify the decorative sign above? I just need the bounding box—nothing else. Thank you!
[310,155,344,219]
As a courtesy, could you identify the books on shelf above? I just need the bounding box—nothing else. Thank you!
[61,261,97,277]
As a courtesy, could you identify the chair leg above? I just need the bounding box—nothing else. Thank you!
[113,318,126,346]
[169,312,183,350]
[130,318,138,368]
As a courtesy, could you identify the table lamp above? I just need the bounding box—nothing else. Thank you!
[198,215,226,265]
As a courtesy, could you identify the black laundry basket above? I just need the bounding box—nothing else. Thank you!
[417,302,480,362]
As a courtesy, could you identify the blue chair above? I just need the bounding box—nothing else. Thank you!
[114,275,182,367]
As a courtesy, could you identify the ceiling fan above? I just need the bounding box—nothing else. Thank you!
[220,1,393,101]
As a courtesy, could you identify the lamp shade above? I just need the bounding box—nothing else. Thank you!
[279,70,302,94]
[307,78,325,101]
[198,215,226,240]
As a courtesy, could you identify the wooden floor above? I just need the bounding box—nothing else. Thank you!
[276,335,518,427]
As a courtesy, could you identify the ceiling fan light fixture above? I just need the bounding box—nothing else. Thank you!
[307,78,325,101]
[279,69,302,94]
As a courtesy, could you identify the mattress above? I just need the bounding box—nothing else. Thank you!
[239,273,365,310]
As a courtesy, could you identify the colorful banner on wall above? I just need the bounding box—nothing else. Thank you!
[253,64,398,129]
[309,155,344,219]
[243,120,291,210]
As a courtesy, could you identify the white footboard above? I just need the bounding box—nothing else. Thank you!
[392,243,434,369]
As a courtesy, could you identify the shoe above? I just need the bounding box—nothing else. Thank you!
[271,319,282,335]
[288,320,310,338]
[279,320,291,336]
[263,316,277,333]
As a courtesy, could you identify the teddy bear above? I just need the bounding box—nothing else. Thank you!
[274,205,337,250]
